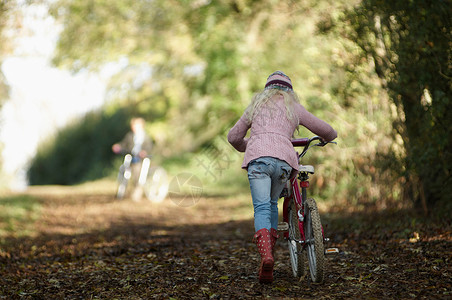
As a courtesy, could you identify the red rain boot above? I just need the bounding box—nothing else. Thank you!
[253,228,274,283]
[270,228,279,255]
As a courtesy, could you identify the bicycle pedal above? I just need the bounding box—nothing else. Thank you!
[277,222,289,232]
[325,248,339,255]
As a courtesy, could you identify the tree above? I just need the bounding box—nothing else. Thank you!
[44,0,398,209]
[50,0,335,151]
[0,0,15,107]
[0,0,18,186]
[340,0,452,210]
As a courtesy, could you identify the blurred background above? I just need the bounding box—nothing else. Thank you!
[0,0,450,214]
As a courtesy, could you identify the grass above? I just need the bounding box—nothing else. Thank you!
[161,150,250,197]
[0,194,42,241]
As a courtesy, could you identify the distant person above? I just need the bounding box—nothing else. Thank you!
[227,71,337,283]
[112,117,153,200]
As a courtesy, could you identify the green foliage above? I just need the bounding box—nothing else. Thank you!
[0,0,15,183]
[28,107,132,185]
[0,0,15,107]
[45,0,393,205]
[336,0,452,208]
[32,0,450,214]
[50,0,364,154]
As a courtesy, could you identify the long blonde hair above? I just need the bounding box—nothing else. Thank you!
[245,88,300,124]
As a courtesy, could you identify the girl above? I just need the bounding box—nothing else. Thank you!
[227,71,337,283]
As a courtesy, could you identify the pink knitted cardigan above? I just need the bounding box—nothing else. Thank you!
[227,94,337,173]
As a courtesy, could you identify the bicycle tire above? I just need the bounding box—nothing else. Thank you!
[144,166,169,203]
[116,165,128,199]
[304,198,325,283]
[287,199,306,278]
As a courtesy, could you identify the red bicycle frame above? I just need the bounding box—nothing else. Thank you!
[282,137,329,246]
[283,176,308,241]
[282,136,338,283]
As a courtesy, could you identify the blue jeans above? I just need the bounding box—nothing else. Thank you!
[248,157,292,232]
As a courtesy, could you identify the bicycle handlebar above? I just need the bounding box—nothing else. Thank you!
[114,151,152,159]
[292,136,337,158]
[291,138,310,147]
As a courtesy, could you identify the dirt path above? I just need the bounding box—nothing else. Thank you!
[1,185,451,299]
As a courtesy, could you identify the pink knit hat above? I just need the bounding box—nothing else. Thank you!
[265,71,293,91]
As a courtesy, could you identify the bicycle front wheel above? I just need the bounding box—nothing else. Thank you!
[287,199,306,278]
[143,166,169,203]
[304,198,325,283]
[116,165,129,199]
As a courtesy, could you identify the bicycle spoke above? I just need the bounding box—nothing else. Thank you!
[144,167,169,203]
[287,200,306,278]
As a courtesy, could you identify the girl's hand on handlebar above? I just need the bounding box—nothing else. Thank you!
[112,144,122,153]
[139,150,148,158]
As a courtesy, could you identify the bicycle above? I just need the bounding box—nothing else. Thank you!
[116,153,169,203]
[279,136,338,283]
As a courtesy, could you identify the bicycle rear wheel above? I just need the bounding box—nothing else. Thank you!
[143,166,169,203]
[287,199,306,278]
[304,198,325,283]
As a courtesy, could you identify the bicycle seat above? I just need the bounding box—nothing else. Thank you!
[299,165,315,174]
